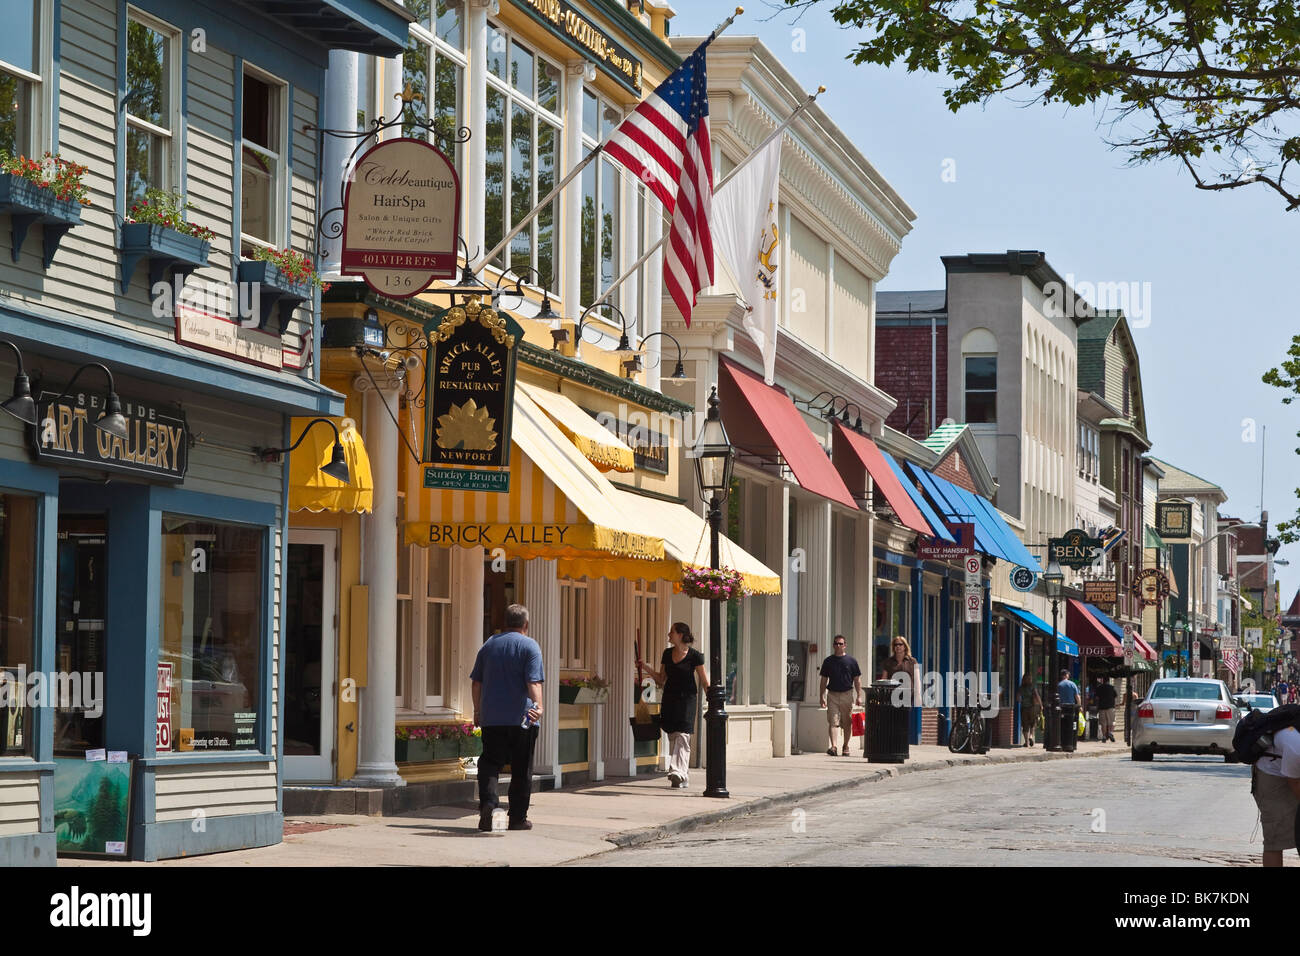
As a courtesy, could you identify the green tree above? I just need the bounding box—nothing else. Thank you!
[783,0,1300,206]
[1264,336,1300,543]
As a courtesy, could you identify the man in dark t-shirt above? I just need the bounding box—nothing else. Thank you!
[1095,676,1118,742]
[818,636,862,756]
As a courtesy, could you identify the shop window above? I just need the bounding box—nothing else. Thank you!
[0,1,43,159]
[964,355,997,424]
[633,581,661,757]
[402,0,466,169]
[124,11,178,203]
[398,544,449,711]
[579,91,623,310]
[240,68,284,254]
[396,538,412,708]
[159,517,264,752]
[484,21,560,291]
[424,546,449,705]
[559,577,589,669]
[0,493,38,757]
[55,516,107,754]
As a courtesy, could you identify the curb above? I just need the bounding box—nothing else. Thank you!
[603,745,1126,850]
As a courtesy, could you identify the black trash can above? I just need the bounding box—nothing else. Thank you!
[864,680,909,763]
[1087,711,1099,740]
[1060,704,1078,752]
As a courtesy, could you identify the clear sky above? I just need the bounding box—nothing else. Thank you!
[674,2,1300,611]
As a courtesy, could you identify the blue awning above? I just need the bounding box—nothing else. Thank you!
[879,450,956,543]
[999,604,1079,656]
[905,463,1040,570]
[960,489,1042,573]
[906,463,1001,556]
[1084,603,1126,642]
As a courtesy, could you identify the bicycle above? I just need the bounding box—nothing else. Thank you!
[947,693,991,754]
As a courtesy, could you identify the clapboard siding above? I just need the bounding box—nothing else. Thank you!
[153,763,277,821]
[182,401,284,503]
[0,773,41,836]
[187,46,237,281]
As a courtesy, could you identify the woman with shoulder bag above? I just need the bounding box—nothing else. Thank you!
[638,622,708,788]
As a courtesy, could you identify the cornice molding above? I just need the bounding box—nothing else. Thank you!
[520,340,692,413]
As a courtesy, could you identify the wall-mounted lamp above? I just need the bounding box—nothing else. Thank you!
[576,303,634,355]
[0,340,37,425]
[636,331,687,379]
[254,418,351,484]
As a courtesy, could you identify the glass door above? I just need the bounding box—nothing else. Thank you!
[55,516,107,754]
[283,529,337,782]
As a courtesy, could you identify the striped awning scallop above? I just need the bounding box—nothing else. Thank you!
[517,382,635,474]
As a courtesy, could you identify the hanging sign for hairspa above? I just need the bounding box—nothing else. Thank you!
[340,137,460,298]
[31,390,189,482]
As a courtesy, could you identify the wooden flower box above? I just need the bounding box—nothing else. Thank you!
[0,173,83,269]
[119,222,210,300]
[237,258,313,337]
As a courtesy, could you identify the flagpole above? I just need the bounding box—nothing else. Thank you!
[587,84,826,312]
[470,6,746,275]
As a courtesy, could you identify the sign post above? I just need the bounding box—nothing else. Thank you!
[964,555,982,624]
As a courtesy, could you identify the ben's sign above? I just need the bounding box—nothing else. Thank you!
[1049,529,1104,570]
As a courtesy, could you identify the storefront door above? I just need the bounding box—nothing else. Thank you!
[284,529,337,782]
[55,515,107,753]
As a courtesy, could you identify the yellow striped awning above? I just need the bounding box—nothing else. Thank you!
[403,389,663,562]
[288,417,374,514]
[517,381,635,473]
[557,488,782,595]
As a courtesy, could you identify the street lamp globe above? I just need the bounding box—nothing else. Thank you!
[693,386,734,502]
[1044,557,1064,599]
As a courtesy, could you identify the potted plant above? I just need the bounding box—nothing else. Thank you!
[238,245,330,337]
[120,188,215,296]
[679,566,747,602]
[394,725,436,763]
[559,675,610,705]
[0,151,90,267]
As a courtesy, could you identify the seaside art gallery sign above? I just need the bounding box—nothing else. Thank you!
[31,390,189,482]
[421,297,523,492]
[340,137,460,298]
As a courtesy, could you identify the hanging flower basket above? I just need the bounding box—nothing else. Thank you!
[679,566,747,602]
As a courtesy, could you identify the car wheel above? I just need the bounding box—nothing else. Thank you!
[1131,747,1153,762]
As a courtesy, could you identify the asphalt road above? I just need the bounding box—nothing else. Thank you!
[574,753,1275,866]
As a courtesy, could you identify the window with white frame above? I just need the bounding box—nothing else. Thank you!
[580,89,623,311]
[559,577,591,670]
[484,20,561,291]
[124,9,178,203]
[963,354,997,424]
[240,67,285,254]
[0,0,45,158]
[634,579,661,684]
[402,1,466,167]
[397,541,451,710]
[1078,422,1099,482]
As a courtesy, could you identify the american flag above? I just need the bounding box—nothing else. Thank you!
[604,37,715,326]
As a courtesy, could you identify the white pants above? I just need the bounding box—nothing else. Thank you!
[667,732,691,783]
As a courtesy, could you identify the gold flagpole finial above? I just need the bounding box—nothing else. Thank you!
[735,6,744,15]
[817,85,827,94]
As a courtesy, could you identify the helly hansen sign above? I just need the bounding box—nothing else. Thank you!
[32,390,188,482]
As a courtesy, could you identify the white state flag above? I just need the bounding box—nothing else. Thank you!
[713,137,781,384]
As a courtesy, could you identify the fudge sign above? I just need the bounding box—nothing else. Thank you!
[340,137,460,298]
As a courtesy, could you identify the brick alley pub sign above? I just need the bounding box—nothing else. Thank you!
[514,0,643,94]
[32,390,188,482]
[340,137,460,298]
[423,298,522,482]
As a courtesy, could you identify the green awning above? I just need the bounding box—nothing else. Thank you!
[1144,525,1164,549]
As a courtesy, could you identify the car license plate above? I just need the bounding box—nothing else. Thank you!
[1173,710,1196,721]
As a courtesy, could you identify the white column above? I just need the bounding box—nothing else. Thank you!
[855,513,875,682]
[321,50,357,277]
[465,2,490,261]
[352,382,403,786]
[798,498,833,646]
[561,62,587,314]
[381,44,403,141]
[448,545,484,716]
[602,579,636,776]
[645,196,664,391]
[765,481,792,755]
[524,557,561,784]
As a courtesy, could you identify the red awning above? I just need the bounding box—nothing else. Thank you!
[1134,634,1157,662]
[832,421,932,536]
[718,357,857,509]
[1066,599,1125,658]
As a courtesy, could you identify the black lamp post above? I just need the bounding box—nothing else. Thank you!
[1044,557,1064,752]
[692,386,734,799]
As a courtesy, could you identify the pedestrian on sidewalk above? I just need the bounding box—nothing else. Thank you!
[884,636,919,701]
[471,603,544,832]
[639,623,708,788]
[1019,673,1042,747]
[1057,669,1082,752]
[818,635,862,756]
[1251,718,1300,867]
[1095,675,1118,742]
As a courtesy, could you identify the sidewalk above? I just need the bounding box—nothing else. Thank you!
[69,738,1129,867]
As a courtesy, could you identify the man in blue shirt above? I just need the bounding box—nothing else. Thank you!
[1057,669,1082,752]
[471,603,545,832]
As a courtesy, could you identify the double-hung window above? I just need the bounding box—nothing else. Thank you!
[402,1,466,168]
[964,355,997,424]
[124,9,179,203]
[240,67,285,255]
[485,21,561,291]
[0,0,46,158]
[580,90,623,310]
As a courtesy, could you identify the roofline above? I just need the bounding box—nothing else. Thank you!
[941,250,1092,326]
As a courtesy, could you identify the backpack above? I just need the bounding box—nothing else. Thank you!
[1230,703,1300,765]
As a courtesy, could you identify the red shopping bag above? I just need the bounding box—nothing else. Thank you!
[851,711,866,737]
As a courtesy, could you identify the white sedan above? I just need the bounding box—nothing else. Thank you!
[1131,678,1247,763]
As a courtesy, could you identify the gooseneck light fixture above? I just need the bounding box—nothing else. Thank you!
[636,331,687,379]
[0,340,37,426]
[53,362,130,440]
[575,303,636,357]
[254,418,351,484]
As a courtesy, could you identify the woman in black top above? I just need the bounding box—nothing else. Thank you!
[640,622,708,788]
